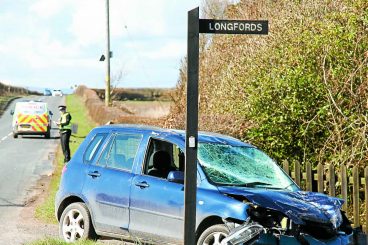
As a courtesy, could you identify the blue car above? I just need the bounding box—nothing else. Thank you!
[55,125,354,244]
[43,88,52,96]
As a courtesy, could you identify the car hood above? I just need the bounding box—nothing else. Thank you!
[217,186,344,227]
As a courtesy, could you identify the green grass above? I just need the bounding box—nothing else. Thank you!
[0,95,16,115]
[35,94,97,223]
[28,237,100,245]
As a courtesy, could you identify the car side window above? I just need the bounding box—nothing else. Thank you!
[144,138,184,179]
[98,133,143,171]
[83,133,107,164]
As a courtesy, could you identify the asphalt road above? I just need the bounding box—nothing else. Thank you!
[0,95,62,244]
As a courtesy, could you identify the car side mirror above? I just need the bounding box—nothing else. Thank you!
[167,171,184,184]
[49,110,53,116]
[10,110,14,115]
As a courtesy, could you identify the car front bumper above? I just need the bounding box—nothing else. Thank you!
[253,232,354,245]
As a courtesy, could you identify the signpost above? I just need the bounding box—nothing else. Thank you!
[199,19,268,34]
[184,7,268,245]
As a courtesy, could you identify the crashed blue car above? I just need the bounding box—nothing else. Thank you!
[55,125,354,244]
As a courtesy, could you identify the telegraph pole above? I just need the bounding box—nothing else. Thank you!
[105,0,111,106]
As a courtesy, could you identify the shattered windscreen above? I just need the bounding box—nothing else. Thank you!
[198,143,296,190]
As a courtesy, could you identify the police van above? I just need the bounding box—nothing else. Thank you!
[11,101,53,139]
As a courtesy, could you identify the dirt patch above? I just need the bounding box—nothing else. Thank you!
[17,173,59,243]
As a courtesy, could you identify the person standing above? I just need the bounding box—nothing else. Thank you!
[56,105,72,163]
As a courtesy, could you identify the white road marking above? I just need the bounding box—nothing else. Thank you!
[1,136,7,141]
[8,132,12,136]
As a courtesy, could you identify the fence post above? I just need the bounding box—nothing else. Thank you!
[352,166,359,228]
[295,160,301,187]
[365,167,368,234]
[341,164,348,213]
[328,164,335,197]
[283,160,289,175]
[306,162,312,192]
[317,163,324,193]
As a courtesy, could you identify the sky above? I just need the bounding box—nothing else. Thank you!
[0,0,217,90]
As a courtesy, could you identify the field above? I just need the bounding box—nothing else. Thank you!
[113,100,171,119]
[93,88,173,102]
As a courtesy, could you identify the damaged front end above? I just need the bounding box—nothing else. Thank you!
[220,189,354,245]
[196,144,355,244]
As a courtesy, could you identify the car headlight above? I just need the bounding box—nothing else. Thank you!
[329,209,342,229]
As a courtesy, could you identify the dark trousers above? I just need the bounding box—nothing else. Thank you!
[60,130,71,162]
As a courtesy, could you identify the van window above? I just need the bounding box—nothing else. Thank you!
[84,133,107,164]
[98,133,143,171]
[15,102,47,115]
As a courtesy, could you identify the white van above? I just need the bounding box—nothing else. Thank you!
[11,101,52,138]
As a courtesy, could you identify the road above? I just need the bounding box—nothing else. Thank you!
[0,95,62,244]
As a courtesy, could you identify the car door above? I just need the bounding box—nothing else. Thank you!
[129,138,185,244]
[82,132,143,235]
[129,175,185,243]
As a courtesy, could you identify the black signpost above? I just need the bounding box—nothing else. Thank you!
[184,7,268,245]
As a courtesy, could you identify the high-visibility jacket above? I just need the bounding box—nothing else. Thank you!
[59,112,72,131]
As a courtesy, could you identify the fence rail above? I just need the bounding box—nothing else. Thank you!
[282,160,367,233]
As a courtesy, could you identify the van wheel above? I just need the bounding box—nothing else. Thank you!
[45,130,50,139]
[59,202,96,242]
[197,224,229,245]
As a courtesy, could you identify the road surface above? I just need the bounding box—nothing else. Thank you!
[0,95,62,244]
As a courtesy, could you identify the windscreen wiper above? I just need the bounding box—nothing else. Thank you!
[220,181,277,188]
[241,181,272,187]
[221,181,272,187]
[242,182,285,189]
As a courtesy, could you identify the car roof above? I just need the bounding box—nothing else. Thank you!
[93,124,252,147]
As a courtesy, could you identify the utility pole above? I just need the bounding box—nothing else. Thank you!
[105,0,111,106]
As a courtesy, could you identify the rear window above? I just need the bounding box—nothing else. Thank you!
[15,102,47,115]
[84,133,107,164]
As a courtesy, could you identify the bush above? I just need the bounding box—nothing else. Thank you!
[168,0,368,166]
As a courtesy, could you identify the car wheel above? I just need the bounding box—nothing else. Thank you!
[59,202,96,242]
[13,133,18,138]
[197,224,229,245]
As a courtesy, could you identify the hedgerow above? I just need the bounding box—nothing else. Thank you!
[167,0,368,166]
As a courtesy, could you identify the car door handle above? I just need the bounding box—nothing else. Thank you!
[88,171,101,178]
[135,181,149,189]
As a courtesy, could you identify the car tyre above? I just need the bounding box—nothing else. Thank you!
[13,133,18,138]
[59,202,96,242]
[197,224,229,245]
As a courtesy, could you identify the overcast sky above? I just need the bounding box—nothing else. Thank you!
[0,0,209,90]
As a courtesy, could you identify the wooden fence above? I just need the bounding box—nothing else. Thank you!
[282,160,367,233]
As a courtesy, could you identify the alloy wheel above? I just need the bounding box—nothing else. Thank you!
[202,231,227,245]
[61,208,85,242]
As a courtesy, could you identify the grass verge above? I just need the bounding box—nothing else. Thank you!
[35,94,97,223]
[28,237,99,245]
[0,95,16,115]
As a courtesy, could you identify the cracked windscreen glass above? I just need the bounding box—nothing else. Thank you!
[198,143,296,190]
